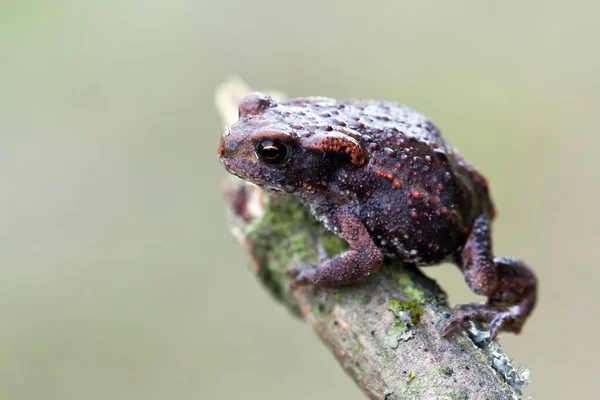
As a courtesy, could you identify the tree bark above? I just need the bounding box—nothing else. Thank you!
[216,78,529,400]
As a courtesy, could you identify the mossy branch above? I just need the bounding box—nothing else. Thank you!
[216,78,529,400]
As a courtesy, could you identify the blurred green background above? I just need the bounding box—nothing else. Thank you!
[1,1,599,399]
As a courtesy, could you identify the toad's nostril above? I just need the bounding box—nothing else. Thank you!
[218,135,240,158]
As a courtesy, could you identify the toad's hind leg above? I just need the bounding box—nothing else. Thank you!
[442,215,537,340]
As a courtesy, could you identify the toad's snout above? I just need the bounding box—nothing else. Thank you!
[217,135,226,157]
[217,134,242,159]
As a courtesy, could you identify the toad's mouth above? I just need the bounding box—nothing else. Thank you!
[219,156,288,194]
[262,185,284,193]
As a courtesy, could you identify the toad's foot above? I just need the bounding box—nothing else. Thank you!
[441,303,525,340]
[286,263,320,289]
[287,205,383,290]
[447,215,537,340]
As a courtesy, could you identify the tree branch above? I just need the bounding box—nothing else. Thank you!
[216,78,529,400]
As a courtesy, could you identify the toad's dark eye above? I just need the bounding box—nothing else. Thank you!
[255,140,291,165]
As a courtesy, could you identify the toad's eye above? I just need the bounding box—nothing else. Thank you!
[255,140,291,165]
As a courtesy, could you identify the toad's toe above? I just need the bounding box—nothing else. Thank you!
[286,263,319,289]
[441,303,521,340]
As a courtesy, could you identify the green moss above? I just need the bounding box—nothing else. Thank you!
[287,233,313,262]
[446,388,469,400]
[375,349,387,358]
[319,233,347,257]
[437,365,454,377]
[245,196,330,306]
[473,348,490,365]
[394,272,427,304]
[351,341,361,356]
[401,371,426,400]
[310,302,333,318]
[455,336,473,350]
[381,265,438,312]
[358,294,372,305]
[406,371,416,384]
[332,291,346,302]
[311,303,322,318]
[387,298,400,310]
[387,298,424,324]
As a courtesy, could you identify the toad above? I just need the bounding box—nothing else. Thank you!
[218,92,536,339]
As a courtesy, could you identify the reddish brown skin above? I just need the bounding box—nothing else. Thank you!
[218,92,537,339]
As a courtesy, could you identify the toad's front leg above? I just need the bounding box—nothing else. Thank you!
[289,205,383,288]
[442,215,537,340]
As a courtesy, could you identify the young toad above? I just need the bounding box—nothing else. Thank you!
[218,92,536,339]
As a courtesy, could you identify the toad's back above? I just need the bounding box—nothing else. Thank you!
[282,97,495,264]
